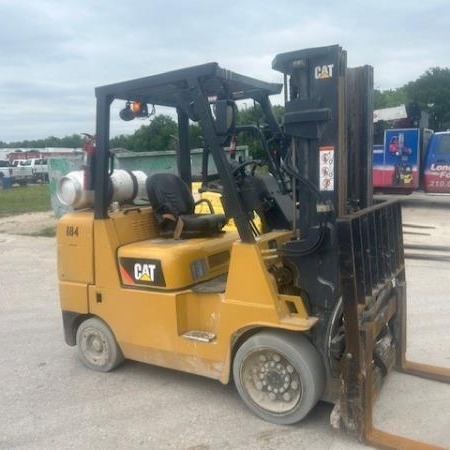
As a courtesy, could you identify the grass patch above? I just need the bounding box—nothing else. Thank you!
[0,185,51,217]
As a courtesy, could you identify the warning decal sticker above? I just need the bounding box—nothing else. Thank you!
[319,146,334,191]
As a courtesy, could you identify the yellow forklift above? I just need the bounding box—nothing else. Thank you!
[57,45,450,448]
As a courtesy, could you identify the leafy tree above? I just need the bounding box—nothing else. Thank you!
[108,105,285,156]
[234,103,284,158]
[188,123,203,149]
[2,134,85,149]
[404,67,450,130]
[130,115,178,152]
[59,134,85,148]
[6,65,450,151]
[374,88,408,109]
[236,103,264,126]
[110,134,132,149]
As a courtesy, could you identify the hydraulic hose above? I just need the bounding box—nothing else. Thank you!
[279,145,329,256]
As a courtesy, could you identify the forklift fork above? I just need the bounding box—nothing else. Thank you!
[337,199,450,450]
[363,290,450,450]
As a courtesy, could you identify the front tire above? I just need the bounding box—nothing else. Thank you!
[76,317,124,372]
[233,330,325,425]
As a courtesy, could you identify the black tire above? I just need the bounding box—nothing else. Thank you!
[233,329,325,425]
[76,317,124,372]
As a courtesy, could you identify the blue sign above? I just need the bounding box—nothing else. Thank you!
[373,128,420,189]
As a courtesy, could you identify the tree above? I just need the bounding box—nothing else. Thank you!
[110,117,203,152]
[110,134,133,149]
[130,115,178,152]
[7,65,450,151]
[405,67,450,130]
[374,88,408,109]
[59,134,85,148]
[188,123,203,149]
[236,103,265,126]
[235,104,284,158]
[2,134,85,149]
[272,105,285,124]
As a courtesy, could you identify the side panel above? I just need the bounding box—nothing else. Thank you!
[59,282,89,313]
[423,133,450,193]
[57,212,94,284]
[87,222,315,383]
[372,144,386,187]
[373,129,420,191]
[117,232,237,290]
[57,213,94,344]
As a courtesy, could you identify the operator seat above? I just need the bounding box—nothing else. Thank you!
[146,173,228,238]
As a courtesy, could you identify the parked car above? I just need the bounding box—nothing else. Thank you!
[0,160,12,179]
[0,160,12,175]
[11,158,49,185]
[11,159,25,167]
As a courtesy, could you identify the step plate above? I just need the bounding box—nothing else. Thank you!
[182,330,216,343]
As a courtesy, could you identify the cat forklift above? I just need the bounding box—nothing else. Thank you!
[57,45,450,448]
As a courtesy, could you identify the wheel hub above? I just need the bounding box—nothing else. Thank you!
[242,350,302,413]
[90,336,103,352]
[81,327,109,366]
[260,359,292,395]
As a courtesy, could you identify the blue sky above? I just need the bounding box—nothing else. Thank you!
[1,0,449,142]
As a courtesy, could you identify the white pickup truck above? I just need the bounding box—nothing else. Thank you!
[0,160,12,181]
[11,158,49,185]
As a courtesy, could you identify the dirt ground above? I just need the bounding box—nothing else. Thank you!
[0,210,58,235]
[0,193,449,449]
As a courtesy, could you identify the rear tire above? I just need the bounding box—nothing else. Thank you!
[233,330,325,425]
[76,317,124,372]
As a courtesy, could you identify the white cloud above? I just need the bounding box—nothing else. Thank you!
[0,0,449,141]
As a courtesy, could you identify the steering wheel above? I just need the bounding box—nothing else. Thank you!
[230,159,263,177]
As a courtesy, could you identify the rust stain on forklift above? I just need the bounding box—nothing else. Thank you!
[57,45,450,449]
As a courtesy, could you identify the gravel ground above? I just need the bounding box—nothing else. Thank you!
[0,193,449,449]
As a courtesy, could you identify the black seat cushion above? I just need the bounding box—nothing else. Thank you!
[146,173,195,216]
[146,173,227,236]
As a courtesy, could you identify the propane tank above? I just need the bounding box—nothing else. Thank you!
[57,171,94,209]
[57,169,148,209]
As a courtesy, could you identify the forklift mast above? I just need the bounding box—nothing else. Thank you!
[269,46,376,313]
[273,45,349,219]
[270,46,375,322]
[272,46,450,449]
